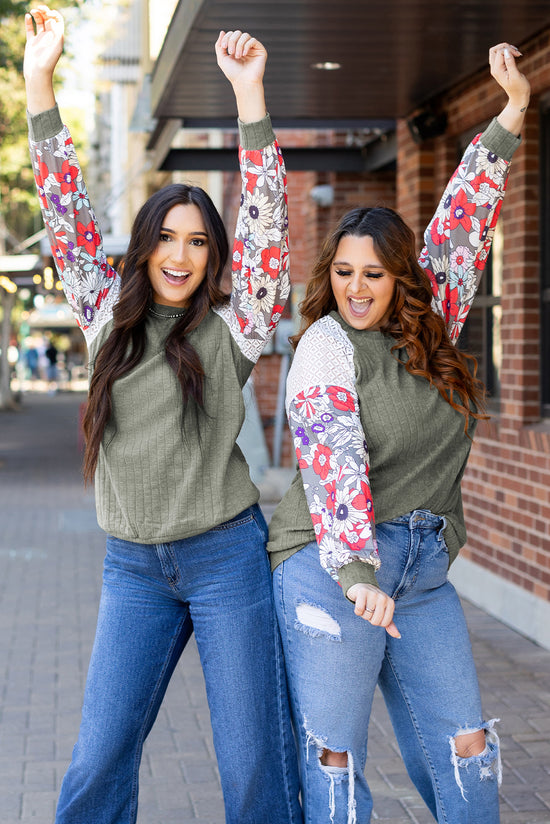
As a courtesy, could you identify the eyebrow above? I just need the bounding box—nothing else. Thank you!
[333,259,387,270]
[160,227,208,237]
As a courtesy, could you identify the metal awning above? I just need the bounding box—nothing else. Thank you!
[152,0,549,124]
[147,0,550,173]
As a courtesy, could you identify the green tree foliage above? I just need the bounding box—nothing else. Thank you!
[0,13,39,249]
[0,2,82,251]
[0,0,26,18]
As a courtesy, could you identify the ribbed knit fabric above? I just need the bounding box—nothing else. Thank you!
[267,313,474,589]
[90,306,259,542]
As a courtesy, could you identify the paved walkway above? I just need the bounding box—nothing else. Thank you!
[1,391,549,823]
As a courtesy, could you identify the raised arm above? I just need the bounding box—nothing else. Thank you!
[419,43,530,343]
[213,31,289,364]
[24,6,120,344]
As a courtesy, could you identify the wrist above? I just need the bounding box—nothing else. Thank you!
[25,76,57,115]
[506,96,530,112]
[234,84,267,124]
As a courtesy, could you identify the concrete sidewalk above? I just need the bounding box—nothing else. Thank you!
[1,391,549,823]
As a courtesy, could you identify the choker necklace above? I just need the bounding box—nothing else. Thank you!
[148,306,186,319]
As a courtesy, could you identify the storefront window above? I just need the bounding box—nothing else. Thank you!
[459,222,503,411]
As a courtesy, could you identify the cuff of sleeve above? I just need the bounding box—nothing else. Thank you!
[27,105,63,142]
[338,560,380,602]
[238,113,275,150]
[481,117,521,162]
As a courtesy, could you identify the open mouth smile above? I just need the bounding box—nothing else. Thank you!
[348,296,373,316]
[162,268,191,284]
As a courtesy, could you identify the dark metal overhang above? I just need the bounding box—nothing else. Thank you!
[148,0,550,172]
[159,133,397,173]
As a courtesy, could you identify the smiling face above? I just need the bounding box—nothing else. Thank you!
[330,234,395,330]
[147,203,210,308]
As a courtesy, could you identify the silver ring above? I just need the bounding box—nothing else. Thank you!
[365,607,375,614]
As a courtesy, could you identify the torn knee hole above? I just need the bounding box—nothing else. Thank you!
[449,718,502,798]
[454,729,487,758]
[321,748,348,768]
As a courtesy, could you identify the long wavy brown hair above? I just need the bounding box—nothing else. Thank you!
[82,183,230,483]
[293,206,487,431]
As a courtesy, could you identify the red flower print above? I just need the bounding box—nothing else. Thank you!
[430,217,448,246]
[471,170,498,197]
[232,240,244,272]
[246,149,263,167]
[474,242,490,271]
[52,245,66,273]
[261,246,281,279]
[76,220,101,256]
[424,269,440,301]
[327,386,355,413]
[442,286,461,321]
[268,304,284,332]
[37,159,50,184]
[246,172,258,194]
[448,189,476,233]
[295,447,308,470]
[351,481,374,515]
[324,479,337,513]
[295,387,321,417]
[312,444,332,481]
[311,512,328,543]
[95,288,109,309]
[54,158,79,194]
[341,525,368,551]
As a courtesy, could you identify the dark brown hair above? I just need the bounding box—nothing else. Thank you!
[293,206,487,430]
[82,183,230,482]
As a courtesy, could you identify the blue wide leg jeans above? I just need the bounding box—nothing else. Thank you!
[273,510,501,824]
[56,505,302,824]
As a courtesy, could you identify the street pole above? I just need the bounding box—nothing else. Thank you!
[0,289,16,409]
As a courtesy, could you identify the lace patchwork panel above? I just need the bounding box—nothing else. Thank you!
[286,317,356,414]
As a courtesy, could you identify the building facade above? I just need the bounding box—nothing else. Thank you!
[94,1,550,649]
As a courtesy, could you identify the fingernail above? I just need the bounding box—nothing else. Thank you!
[504,48,510,58]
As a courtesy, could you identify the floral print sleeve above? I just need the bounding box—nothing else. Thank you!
[418,129,511,343]
[214,135,289,363]
[30,124,120,346]
[286,316,380,583]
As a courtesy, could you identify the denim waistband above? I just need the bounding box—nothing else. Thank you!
[383,509,444,530]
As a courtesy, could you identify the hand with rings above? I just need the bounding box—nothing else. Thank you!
[346,583,401,639]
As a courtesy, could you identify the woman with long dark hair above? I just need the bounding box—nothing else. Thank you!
[24,6,301,823]
[267,44,530,823]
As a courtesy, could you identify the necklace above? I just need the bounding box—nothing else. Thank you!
[148,307,186,319]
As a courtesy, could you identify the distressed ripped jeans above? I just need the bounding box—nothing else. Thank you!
[273,510,501,824]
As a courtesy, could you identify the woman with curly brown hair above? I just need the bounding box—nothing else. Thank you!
[267,44,531,824]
